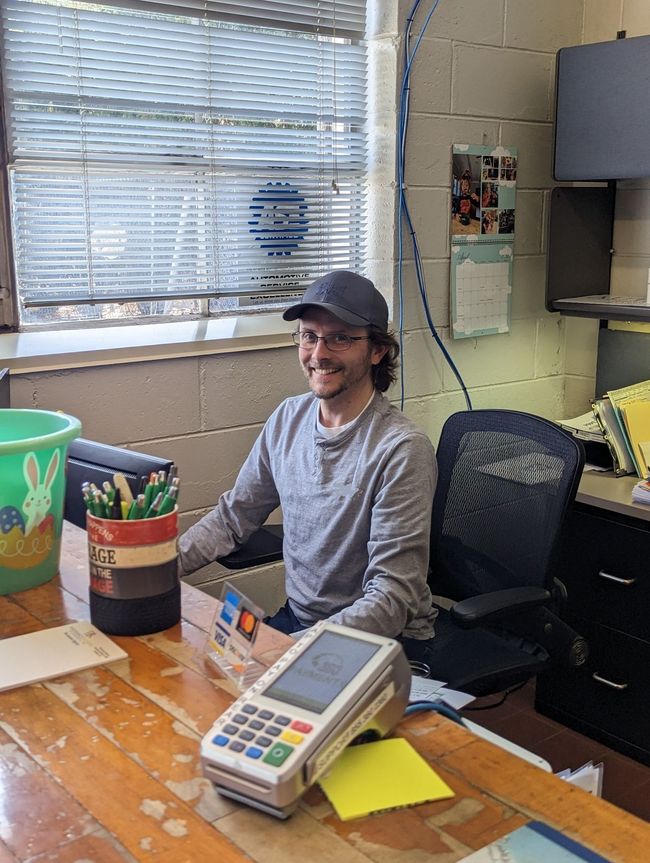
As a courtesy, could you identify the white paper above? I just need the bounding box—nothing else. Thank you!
[559,411,605,442]
[409,676,446,701]
[436,686,476,711]
[409,676,475,711]
[0,622,128,691]
[556,760,604,796]
[632,479,650,504]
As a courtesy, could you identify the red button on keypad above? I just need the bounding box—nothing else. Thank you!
[291,720,313,733]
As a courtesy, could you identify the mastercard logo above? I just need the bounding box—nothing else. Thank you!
[237,609,258,641]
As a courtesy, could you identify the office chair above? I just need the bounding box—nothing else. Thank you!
[424,409,588,697]
[64,437,174,528]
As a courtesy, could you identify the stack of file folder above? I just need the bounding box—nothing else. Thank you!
[632,480,650,505]
[559,378,650,478]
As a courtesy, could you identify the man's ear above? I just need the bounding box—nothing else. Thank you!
[370,343,389,366]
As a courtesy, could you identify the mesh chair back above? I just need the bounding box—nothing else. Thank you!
[430,410,584,600]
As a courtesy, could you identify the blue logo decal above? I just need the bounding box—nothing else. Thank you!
[249,182,309,256]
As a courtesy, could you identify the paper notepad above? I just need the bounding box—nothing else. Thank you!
[0,622,128,691]
[318,737,454,820]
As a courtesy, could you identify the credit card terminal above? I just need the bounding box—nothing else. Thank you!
[200,621,411,818]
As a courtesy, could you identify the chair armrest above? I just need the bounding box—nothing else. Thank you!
[216,525,284,570]
[450,586,551,629]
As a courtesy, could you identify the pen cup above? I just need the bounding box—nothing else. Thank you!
[86,507,180,636]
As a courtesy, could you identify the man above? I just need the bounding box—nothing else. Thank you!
[178,270,437,657]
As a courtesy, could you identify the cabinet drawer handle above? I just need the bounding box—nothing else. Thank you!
[592,672,628,691]
[597,570,636,586]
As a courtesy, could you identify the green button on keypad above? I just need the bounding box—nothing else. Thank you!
[263,741,294,767]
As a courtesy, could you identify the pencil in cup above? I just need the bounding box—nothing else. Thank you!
[81,471,180,521]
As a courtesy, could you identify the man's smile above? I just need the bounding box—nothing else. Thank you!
[310,366,341,376]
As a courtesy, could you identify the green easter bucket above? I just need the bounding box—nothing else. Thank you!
[0,409,81,594]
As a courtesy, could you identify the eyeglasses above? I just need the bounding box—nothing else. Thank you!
[292,331,371,352]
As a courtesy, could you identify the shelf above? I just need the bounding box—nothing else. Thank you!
[546,186,618,321]
[550,294,650,322]
[547,186,650,322]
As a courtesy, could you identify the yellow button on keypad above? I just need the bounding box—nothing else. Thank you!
[280,729,304,745]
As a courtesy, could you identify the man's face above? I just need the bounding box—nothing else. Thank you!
[297,308,385,402]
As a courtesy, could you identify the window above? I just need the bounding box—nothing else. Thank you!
[0,0,371,328]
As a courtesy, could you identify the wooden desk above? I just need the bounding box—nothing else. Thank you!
[1,523,649,863]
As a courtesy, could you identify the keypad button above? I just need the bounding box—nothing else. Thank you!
[256,736,272,747]
[242,704,257,715]
[249,720,264,731]
[239,730,255,741]
[233,714,248,725]
[263,742,294,767]
[246,747,263,759]
[265,725,281,736]
[280,729,304,745]
[229,740,246,752]
[212,734,229,747]
[258,710,274,720]
[275,715,291,726]
[291,720,313,734]
[223,724,239,735]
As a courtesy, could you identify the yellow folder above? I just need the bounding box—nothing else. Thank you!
[621,401,650,479]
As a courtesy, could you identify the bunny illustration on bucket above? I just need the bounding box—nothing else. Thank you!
[1,409,80,594]
[22,449,60,535]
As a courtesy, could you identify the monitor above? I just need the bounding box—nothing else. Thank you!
[64,437,174,528]
[0,368,9,408]
[553,35,650,181]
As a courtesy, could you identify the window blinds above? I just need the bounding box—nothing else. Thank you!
[1,0,368,307]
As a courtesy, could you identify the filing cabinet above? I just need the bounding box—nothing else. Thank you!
[535,479,650,766]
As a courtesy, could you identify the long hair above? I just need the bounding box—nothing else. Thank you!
[369,329,400,392]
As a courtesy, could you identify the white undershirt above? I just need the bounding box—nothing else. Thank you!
[316,390,375,438]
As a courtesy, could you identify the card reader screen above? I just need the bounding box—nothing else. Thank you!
[261,630,381,714]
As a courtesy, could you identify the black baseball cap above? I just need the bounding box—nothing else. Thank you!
[282,270,389,332]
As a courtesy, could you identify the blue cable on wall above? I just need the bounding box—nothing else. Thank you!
[397,0,473,412]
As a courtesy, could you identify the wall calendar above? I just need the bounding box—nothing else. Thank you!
[450,144,517,339]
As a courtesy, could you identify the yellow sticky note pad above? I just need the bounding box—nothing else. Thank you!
[318,737,454,821]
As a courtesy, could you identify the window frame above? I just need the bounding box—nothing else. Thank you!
[0,0,395,333]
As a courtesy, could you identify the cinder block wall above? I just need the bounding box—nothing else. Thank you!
[392,0,597,442]
[10,349,303,610]
[8,0,613,609]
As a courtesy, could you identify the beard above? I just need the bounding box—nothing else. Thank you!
[303,358,372,401]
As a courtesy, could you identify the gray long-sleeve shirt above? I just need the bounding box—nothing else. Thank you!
[178,390,438,640]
